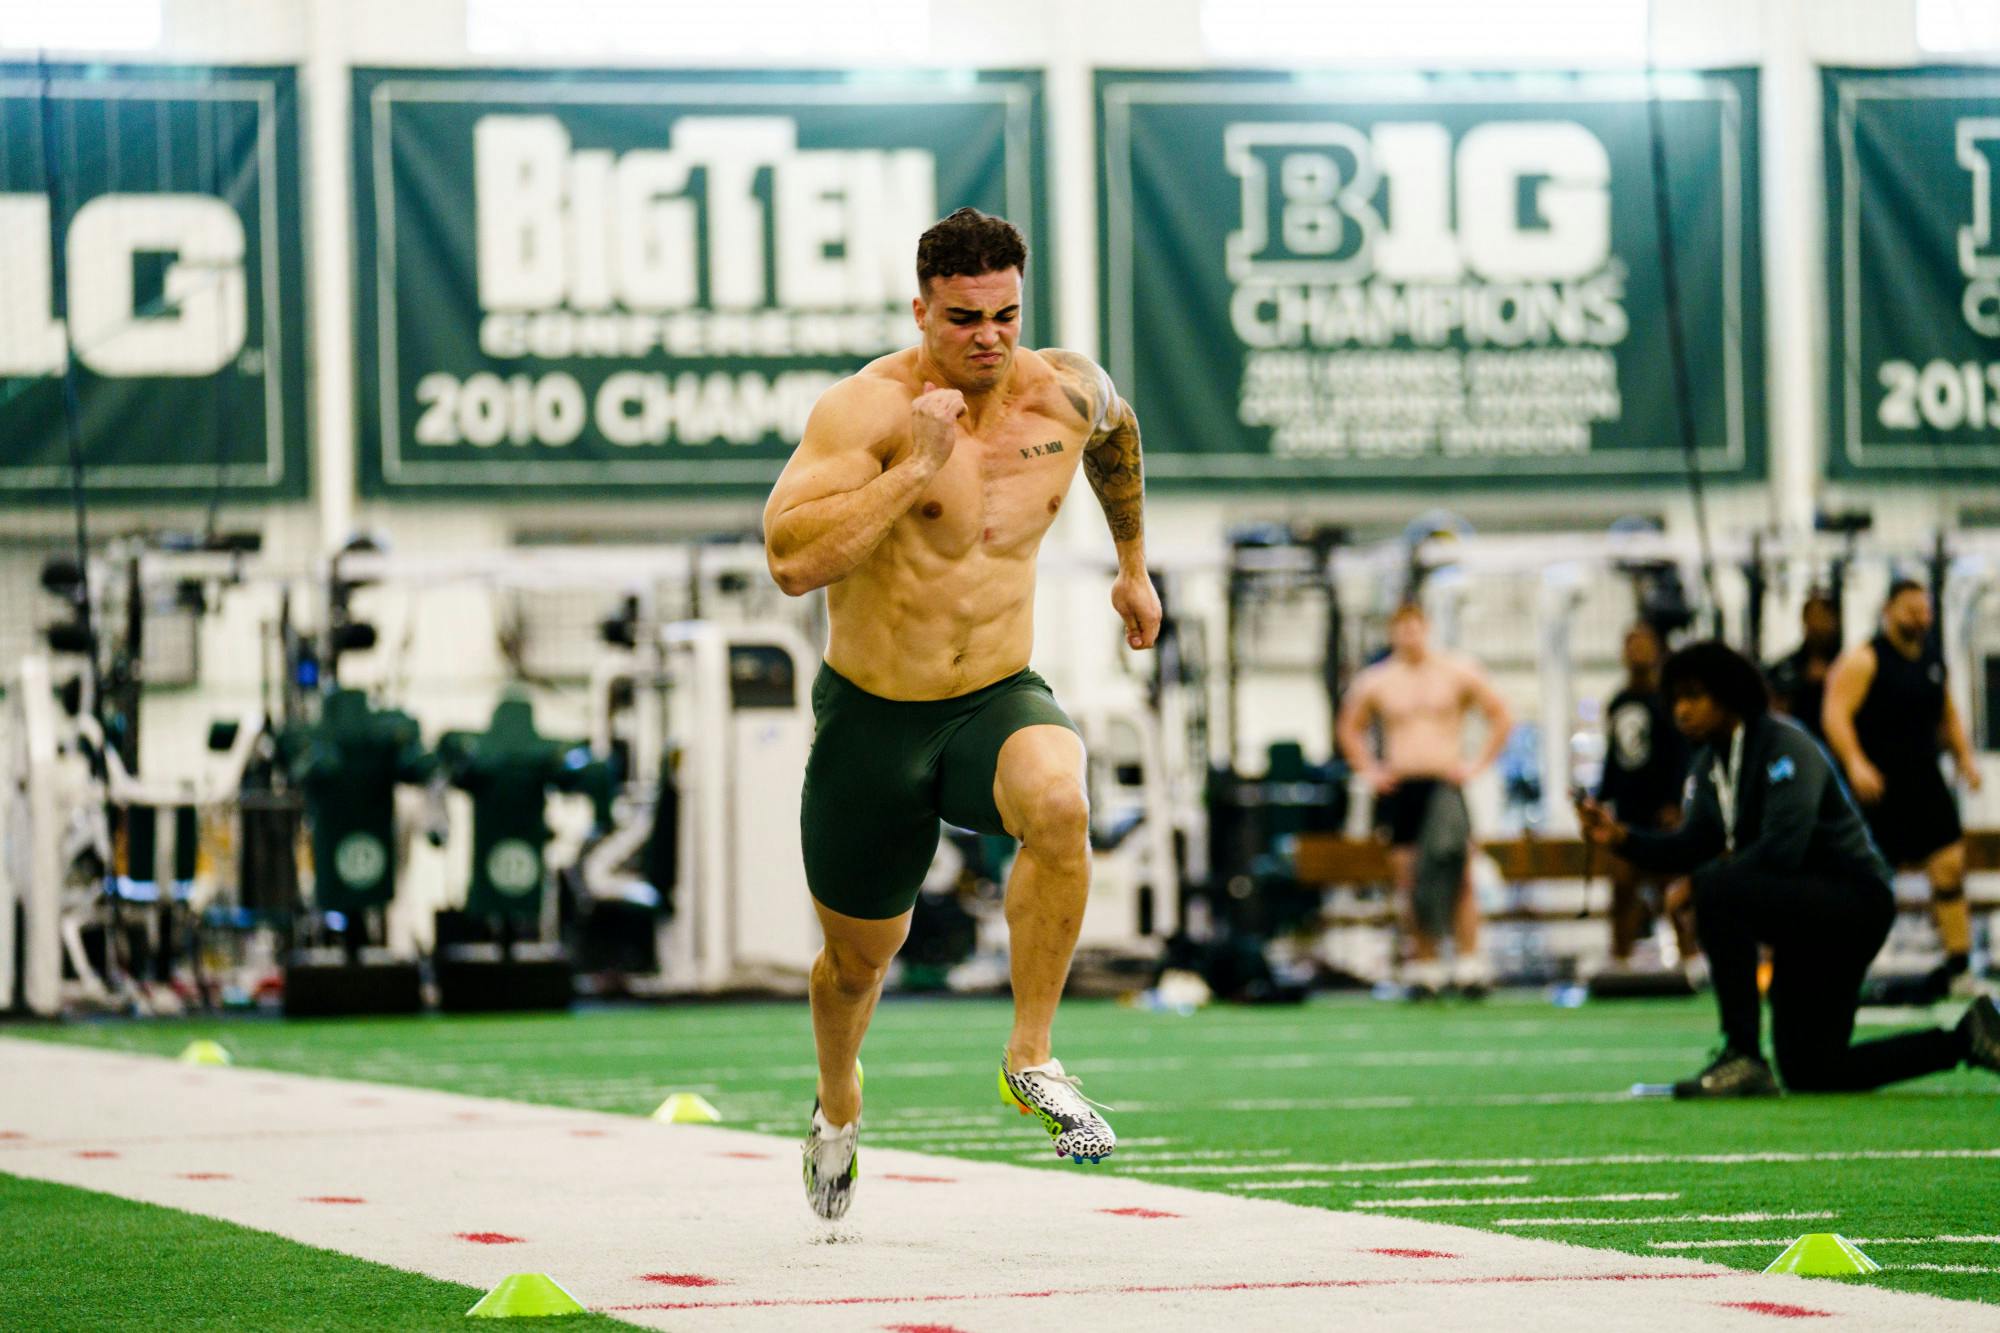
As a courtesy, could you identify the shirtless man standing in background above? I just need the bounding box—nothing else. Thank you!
[1338,603,1514,996]
[764,208,1161,1219]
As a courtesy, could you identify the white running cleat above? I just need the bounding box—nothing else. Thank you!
[801,1104,859,1220]
[999,1053,1117,1164]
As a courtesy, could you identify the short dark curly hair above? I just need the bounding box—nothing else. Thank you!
[915,207,1027,295]
[1659,639,1770,719]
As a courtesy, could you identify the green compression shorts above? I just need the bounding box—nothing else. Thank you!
[801,661,1079,920]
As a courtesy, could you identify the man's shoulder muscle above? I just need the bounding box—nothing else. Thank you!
[1035,347,1118,431]
[806,368,912,447]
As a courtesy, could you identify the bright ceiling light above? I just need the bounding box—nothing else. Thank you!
[1200,0,1650,65]
[0,0,161,51]
[468,0,930,62]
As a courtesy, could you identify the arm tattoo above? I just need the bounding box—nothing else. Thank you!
[1085,400,1145,545]
[1043,349,1144,546]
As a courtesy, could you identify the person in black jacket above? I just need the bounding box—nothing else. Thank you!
[1577,640,2000,1098]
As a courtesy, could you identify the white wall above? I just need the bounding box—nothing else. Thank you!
[8,0,1992,788]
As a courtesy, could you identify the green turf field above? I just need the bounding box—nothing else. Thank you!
[11,993,1999,1315]
[0,1172,628,1332]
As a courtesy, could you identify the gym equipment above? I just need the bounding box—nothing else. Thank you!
[278,689,433,1017]
[433,693,612,1012]
[3,657,64,1016]
[589,620,818,992]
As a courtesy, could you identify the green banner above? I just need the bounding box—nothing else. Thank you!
[1096,70,1764,487]
[0,65,307,503]
[354,68,1048,498]
[1825,68,2000,479]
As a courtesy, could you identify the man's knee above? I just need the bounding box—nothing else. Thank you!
[1931,844,1968,892]
[819,935,893,997]
[1773,1042,1843,1092]
[1014,779,1090,854]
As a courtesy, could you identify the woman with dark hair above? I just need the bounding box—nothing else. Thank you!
[1578,640,1999,1097]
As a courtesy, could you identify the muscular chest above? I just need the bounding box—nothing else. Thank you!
[1378,667,1463,726]
[903,411,1085,557]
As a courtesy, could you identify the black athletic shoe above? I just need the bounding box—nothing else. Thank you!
[1960,996,2000,1075]
[1672,1046,1781,1099]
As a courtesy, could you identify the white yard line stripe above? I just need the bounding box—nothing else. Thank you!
[1226,1181,1341,1192]
[1119,1163,1338,1175]
[573,1048,1715,1085]
[1215,1093,1632,1111]
[1650,1235,2000,1251]
[1359,1194,1682,1211]
[1901,1264,2000,1274]
[1280,1148,2000,1174]
[1498,1211,1836,1228]
[1364,1176,1534,1189]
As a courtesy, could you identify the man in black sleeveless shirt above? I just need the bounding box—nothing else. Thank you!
[1824,580,1983,997]
[1597,623,1697,967]
[1766,589,1840,744]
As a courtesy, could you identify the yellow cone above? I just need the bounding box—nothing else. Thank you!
[1764,1233,1881,1276]
[651,1092,721,1124]
[177,1040,232,1066]
[466,1272,584,1318]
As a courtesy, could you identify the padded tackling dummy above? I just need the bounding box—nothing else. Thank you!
[283,689,435,917]
[439,693,613,921]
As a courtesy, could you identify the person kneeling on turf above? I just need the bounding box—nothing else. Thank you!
[1575,640,2000,1098]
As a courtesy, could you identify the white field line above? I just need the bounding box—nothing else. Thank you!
[531,1048,1706,1085]
[1266,1148,2000,1174]
[1227,1180,1344,1191]
[1497,1211,1837,1228]
[1358,1193,1683,1211]
[1212,1092,1631,1111]
[1901,1264,2000,1274]
[1650,1235,2000,1250]
[1362,1176,1535,1189]
[1118,1163,1339,1176]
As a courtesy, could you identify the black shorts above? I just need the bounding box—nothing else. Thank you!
[1862,763,1963,868]
[800,662,1078,920]
[1374,778,1446,847]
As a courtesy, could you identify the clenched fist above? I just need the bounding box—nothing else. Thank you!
[911,381,966,474]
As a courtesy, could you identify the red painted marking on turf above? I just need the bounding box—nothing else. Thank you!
[715,1151,772,1160]
[570,1129,609,1138]
[0,1131,26,1140]
[640,1274,723,1288]
[1369,1248,1459,1259]
[457,1232,524,1245]
[348,1096,386,1108]
[882,1173,956,1184]
[452,1111,485,1121]
[886,1324,972,1333]
[74,1150,119,1159]
[302,1196,366,1205]
[603,1271,1724,1312]
[179,1172,232,1181]
[1718,1302,1833,1320]
[1097,1207,1180,1219]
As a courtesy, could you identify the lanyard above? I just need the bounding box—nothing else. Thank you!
[1711,725,1745,853]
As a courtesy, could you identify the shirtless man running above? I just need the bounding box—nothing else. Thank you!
[1336,603,1513,996]
[764,208,1161,1219]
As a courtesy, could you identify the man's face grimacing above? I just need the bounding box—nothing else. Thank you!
[914,268,1022,391]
